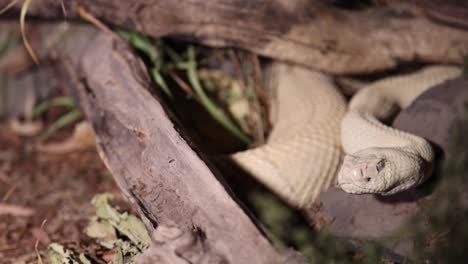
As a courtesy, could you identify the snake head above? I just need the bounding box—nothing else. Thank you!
[337,148,427,195]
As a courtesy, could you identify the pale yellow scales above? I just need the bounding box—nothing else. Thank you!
[231,63,346,207]
[231,63,461,208]
[338,66,461,195]
[67,63,460,208]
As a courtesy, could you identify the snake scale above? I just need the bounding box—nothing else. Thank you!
[231,63,461,208]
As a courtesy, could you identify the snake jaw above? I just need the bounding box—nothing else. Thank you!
[338,147,428,195]
[338,152,389,194]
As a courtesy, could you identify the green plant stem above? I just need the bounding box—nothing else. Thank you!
[32,96,77,119]
[116,29,174,98]
[185,46,252,144]
[116,29,158,62]
[40,109,82,141]
[151,68,173,98]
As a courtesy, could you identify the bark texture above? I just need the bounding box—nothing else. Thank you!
[46,25,297,263]
[1,0,468,74]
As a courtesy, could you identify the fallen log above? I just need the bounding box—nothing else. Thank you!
[44,24,301,263]
[1,0,468,74]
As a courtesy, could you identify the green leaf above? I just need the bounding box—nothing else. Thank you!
[32,96,77,119]
[151,68,173,98]
[47,243,86,264]
[184,46,252,144]
[90,193,152,251]
[85,217,117,241]
[116,29,159,63]
[78,254,92,264]
[39,109,82,141]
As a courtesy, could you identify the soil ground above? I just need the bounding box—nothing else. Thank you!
[0,122,130,264]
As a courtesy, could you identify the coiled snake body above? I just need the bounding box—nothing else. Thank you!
[231,63,461,208]
[232,63,346,207]
[338,66,461,195]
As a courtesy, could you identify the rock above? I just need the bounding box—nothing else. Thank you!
[393,76,468,157]
[311,75,468,256]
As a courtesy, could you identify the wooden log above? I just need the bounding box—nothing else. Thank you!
[46,25,300,263]
[1,0,468,74]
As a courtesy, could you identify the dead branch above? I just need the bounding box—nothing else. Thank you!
[45,24,299,263]
[1,0,468,74]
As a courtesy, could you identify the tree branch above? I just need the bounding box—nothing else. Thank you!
[46,25,297,263]
[1,0,468,74]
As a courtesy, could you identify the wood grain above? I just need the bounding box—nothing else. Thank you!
[49,25,298,263]
[2,0,468,73]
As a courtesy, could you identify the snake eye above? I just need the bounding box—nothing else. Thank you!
[376,160,385,172]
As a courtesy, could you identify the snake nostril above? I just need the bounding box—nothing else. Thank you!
[365,177,371,182]
[352,168,366,180]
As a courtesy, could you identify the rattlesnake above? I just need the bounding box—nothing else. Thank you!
[338,65,461,195]
[231,63,461,208]
[232,63,346,207]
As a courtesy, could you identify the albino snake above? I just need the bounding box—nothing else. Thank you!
[231,63,461,208]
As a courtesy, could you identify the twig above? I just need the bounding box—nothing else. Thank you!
[169,71,194,97]
[77,5,129,49]
[24,86,36,121]
[230,50,267,144]
[249,53,270,139]
[35,219,47,264]
[0,203,35,217]
[2,183,17,202]
[0,0,19,16]
[60,0,67,18]
[8,118,44,137]
[228,49,247,90]
[0,0,39,64]
[20,0,39,64]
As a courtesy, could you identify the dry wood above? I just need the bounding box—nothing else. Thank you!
[0,203,35,216]
[1,0,468,74]
[44,24,301,263]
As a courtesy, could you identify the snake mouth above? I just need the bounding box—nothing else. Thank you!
[339,179,406,195]
[337,180,388,194]
[337,182,361,194]
[337,181,368,194]
[337,157,373,193]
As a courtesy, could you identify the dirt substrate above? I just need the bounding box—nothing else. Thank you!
[0,123,130,263]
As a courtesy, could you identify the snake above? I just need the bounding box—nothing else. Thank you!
[231,63,346,207]
[338,65,461,195]
[230,63,461,208]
